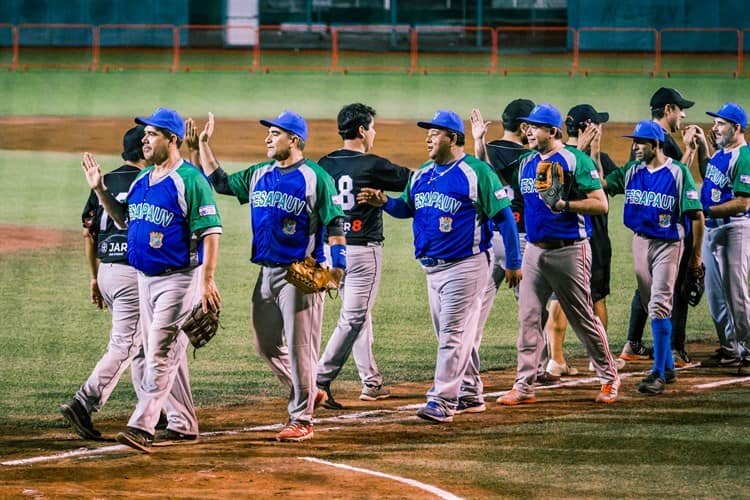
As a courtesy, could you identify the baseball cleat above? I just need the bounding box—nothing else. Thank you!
[546,359,579,377]
[636,372,666,395]
[455,399,487,414]
[313,388,328,409]
[497,389,537,406]
[317,384,344,410]
[152,429,199,447]
[277,422,314,442]
[155,409,169,431]
[535,372,560,386]
[360,385,391,401]
[116,428,154,453]
[672,349,692,368]
[620,341,653,361]
[700,351,741,368]
[59,398,102,441]
[416,401,454,423]
[595,379,621,404]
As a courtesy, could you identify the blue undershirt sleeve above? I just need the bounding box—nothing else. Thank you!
[383,196,413,219]
[493,206,521,270]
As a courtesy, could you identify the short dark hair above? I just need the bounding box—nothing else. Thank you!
[337,103,376,140]
[651,107,666,120]
[452,131,466,146]
[155,126,183,148]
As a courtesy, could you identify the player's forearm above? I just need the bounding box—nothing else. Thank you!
[201,233,220,283]
[690,217,703,263]
[83,228,99,279]
[705,196,750,218]
[383,197,413,218]
[473,138,489,163]
[93,187,127,227]
[189,149,200,167]
[567,189,608,215]
[199,140,220,176]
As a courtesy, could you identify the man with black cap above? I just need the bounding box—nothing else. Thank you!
[621,88,709,367]
[358,109,522,422]
[197,110,346,442]
[82,107,223,452]
[498,104,620,406]
[602,120,703,394]
[542,104,622,380]
[61,125,155,441]
[701,102,750,369]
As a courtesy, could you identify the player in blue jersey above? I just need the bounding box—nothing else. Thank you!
[359,109,522,423]
[197,110,346,442]
[498,104,620,406]
[700,103,750,369]
[82,107,223,452]
[315,103,411,408]
[602,120,703,394]
[61,126,156,440]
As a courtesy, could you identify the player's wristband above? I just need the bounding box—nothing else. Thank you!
[330,244,347,270]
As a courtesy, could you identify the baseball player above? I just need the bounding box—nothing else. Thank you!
[543,104,621,380]
[499,104,620,406]
[700,103,750,368]
[82,107,223,452]
[602,120,703,394]
[197,110,346,442]
[466,99,533,410]
[60,126,163,440]
[621,88,709,366]
[315,103,410,409]
[359,109,522,423]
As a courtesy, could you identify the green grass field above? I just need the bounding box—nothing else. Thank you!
[0,69,748,496]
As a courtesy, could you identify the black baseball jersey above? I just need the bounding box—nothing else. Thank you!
[486,139,528,232]
[81,164,140,263]
[318,149,410,245]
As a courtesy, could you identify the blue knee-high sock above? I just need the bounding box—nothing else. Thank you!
[651,317,672,378]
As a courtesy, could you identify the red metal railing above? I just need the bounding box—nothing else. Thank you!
[2,23,746,77]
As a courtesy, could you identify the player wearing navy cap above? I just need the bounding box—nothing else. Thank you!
[700,103,750,369]
[603,120,703,394]
[83,107,223,452]
[197,110,346,442]
[359,109,522,422]
[499,104,620,406]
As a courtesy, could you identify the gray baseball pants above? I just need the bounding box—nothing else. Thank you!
[128,267,201,436]
[425,252,489,410]
[253,265,324,426]
[703,220,750,358]
[318,244,383,389]
[632,234,682,319]
[75,262,145,413]
[514,240,618,395]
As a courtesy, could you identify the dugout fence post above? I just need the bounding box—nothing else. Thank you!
[91,26,100,71]
[409,27,417,74]
[10,25,19,71]
[330,28,339,73]
[171,26,179,73]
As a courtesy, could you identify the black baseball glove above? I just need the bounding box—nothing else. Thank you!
[181,303,221,349]
[682,263,705,307]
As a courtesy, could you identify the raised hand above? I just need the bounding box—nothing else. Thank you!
[184,118,199,152]
[81,152,104,191]
[470,108,490,140]
[200,112,215,144]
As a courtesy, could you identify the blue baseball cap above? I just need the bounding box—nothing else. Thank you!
[624,120,665,142]
[260,110,308,141]
[521,104,563,129]
[707,102,748,129]
[135,107,185,140]
[417,109,464,135]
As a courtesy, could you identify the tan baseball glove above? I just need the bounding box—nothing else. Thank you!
[285,256,342,294]
[534,160,566,211]
[181,303,221,349]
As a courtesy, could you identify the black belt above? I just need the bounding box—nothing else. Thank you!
[348,241,383,247]
[533,238,584,250]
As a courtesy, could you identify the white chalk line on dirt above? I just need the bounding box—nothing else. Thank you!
[693,376,750,389]
[0,362,732,468]
[300,456,462,500]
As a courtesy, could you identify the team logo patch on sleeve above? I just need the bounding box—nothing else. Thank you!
[741,174,750,184]
[590,169,600,179]
[494,188,508,200]
[149,231,164,248]
[199,205,217,216]
[686,190,699,200]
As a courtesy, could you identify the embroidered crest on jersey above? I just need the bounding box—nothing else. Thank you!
[494,188,508,200]
[439,216,453,233]
[658,213,671,228]
[149,231,164,248]
[711,188,722,203]
[282,218,297,235]
[99,241,108,254]
[199,204,217,216]
[741,174,750,184]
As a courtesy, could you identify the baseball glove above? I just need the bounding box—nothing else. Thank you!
[682,263,706,307]
[181,303,221,349]
[285,256,342,294]
[535,160,566,211]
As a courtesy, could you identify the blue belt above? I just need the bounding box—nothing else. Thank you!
[705,216,731,229]
[419,257,455,267]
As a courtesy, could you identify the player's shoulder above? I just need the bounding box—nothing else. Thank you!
[736,145,750,163]
[461,154,495,173]
[176,161,210,182]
